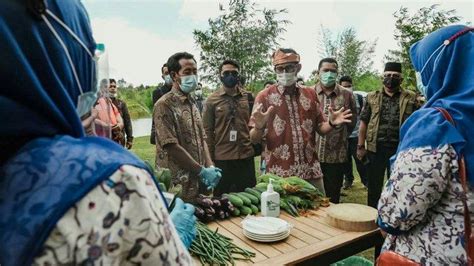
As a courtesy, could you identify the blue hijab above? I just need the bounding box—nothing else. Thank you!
[397,25,474,185]
[0,1,158,265]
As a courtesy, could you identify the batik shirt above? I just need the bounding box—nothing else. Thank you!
[249,84,326,180]
[378,144,471,265]
[315,84,357,163]
[34,165,193,265]
[154,87,208,203]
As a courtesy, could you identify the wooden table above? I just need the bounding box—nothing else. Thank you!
[193,207,383,265]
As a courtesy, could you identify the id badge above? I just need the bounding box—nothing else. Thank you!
[230,130,237,142]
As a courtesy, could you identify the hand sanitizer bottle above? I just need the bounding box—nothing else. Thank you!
[261,178,280,217]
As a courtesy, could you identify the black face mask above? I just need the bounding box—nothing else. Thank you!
[220,75,239,88]
[383,77,401,91]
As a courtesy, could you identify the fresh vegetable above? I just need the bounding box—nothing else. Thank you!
[250,204,259,214]
[194,194,235,223]
[245,187,262,198]
[190,222,256,265]
[223,193,244,207]
[231,193,251,206]
[239,206,252,216]
[240,192,259,205]
[158,182,167,192]
[231,208,240,216]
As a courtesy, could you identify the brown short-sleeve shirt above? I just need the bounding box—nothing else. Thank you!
[202,87,254,161]
[154,87,207,203]
[249,84,326,180]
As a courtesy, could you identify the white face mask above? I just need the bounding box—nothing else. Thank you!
[277,72,297,87]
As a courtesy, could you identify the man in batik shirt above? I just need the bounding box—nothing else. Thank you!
[249,48,352,193]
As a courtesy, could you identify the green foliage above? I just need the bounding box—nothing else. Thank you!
[385,5,462,89]
[354,72,382,92]
[318,26,377,79]
[119,85,156,119]
[193,0,289,86]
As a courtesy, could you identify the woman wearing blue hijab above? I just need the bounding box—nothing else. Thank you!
[377,25,474,264]
[0,1,195,265]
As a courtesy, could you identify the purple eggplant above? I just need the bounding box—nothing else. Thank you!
[220,197,229,205]
[204,207,215,215]
[224,211,230,219]
[226,202,235,212]
[196,196,213,208]
[205,213,215,222]
[194,206,206,221]
[218,210,226,220]
[212,199,222,208]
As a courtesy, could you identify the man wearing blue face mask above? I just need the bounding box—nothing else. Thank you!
[314,58,357,203]
[150,63,173,144]
[202,60,256,195]
[154,52,222,203]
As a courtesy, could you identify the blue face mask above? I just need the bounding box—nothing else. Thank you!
[415,72,427,96]
[179,75,198,94]
[416,42,447,99]
[320,71,337,87]
[164,75,173,85]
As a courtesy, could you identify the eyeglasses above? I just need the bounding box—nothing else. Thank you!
[222,70,239,77]
[275,64,297,74]
[384,73,401,79]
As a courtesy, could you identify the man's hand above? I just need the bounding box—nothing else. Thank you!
[357,145,367,160]
[126,141,133,149]
[252,103,275,130]
[328,106,352,126]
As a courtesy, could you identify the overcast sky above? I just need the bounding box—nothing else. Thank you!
[82,0,473,86]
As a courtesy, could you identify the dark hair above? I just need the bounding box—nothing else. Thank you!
[161,63,168,74]
[318,58,338,69]
[109,78,116,84]
[264,80,276,87]
[166,52,196,74]
[219,59,240,73]
[275,48,299,56]
[240,76,246,86]
[339,76,352,85]
[296,77,304,83]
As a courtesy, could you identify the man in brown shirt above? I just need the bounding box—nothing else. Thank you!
[315,58,357,203]
[154,52,222,203]
[202,60,256,195]
[249,48,353,194]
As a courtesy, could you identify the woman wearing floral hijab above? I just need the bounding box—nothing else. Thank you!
[377,25,474,265]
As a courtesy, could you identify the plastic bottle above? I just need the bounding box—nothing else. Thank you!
[261,178,280,217]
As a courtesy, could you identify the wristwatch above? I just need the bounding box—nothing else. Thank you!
[357,144,365,150]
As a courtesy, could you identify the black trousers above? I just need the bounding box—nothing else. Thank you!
[344,137,368,186]
[214,157,256,196]
[321,162,346,203]
[367,143,398,208]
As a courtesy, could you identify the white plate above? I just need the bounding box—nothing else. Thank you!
[243,229,289,238]
[242,216,290,236]
[243,230,290,242]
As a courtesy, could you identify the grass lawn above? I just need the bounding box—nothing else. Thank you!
[131,135,375,262]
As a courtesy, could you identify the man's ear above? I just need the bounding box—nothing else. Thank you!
[171,72,178,82]
[296,63,302,74]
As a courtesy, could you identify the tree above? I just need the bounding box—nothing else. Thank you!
[193,0,289,90]
[317,26,377,80]
[385,5,462,89]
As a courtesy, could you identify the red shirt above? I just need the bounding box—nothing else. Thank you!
[249,84,326,180]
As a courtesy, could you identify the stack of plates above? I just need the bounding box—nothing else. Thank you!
[242,216,291,242]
